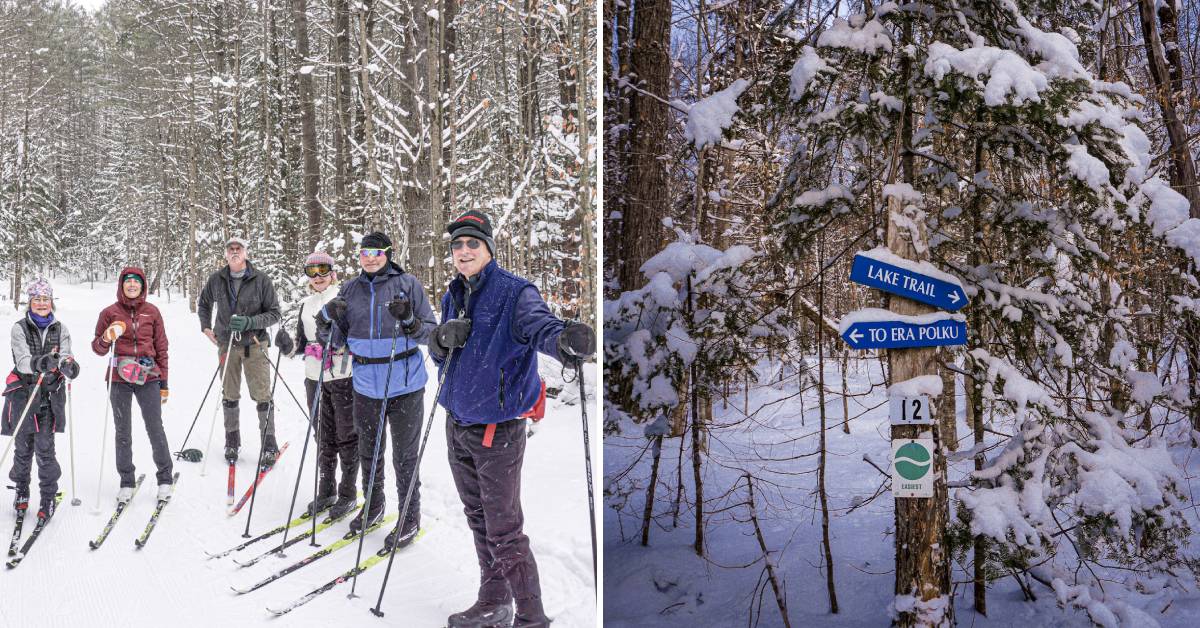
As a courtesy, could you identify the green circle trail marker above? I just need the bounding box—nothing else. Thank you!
[892,438,934,498]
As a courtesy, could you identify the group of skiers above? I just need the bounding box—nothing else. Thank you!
[3,209,595,628]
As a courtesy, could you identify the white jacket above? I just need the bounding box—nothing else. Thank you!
[295,283,352,381]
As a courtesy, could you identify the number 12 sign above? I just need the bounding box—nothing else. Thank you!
[890,395,932,426]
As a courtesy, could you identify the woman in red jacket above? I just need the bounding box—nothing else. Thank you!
[91,267,174,503]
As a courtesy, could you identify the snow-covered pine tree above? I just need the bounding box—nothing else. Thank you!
[771,0,1198,623]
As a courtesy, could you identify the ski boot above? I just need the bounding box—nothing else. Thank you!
[348,500,384,534]
[224,429,240,464]
[447,600,514,628]
[514,599,550,628]
[383,514,420,551]
[261,433,279,468]
[329,494,357,519]
[305,493,336,518]
[36,496,56,521]
[12,487,29,513]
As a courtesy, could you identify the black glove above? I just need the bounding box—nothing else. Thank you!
[387,296,412,323]
[274,328,295,355]
[59,358,80,380]
[318,298,348,330]
[557,323,595,364]
[433,319,471,355]
[30,353,60,374]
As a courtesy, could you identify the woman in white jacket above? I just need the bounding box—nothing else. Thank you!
[275,252,357,518]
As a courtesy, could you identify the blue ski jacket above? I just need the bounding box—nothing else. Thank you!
[328,262,436,399]
[433,260,566,424]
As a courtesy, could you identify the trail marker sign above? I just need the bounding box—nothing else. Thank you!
[892,438,935,498]
[889,396,932,426]
[850,253,968,311]
[841,318,966,350]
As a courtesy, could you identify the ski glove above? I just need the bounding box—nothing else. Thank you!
[58,357,80,380]
[229,315,252,333]
[433,319,471,356]
[318,298,348,329]
[387,296,421,335]
[103,321,126,342]
[274,329,295,356]
[161,388,169,404]
[557,322,595,365]
[31,353,60,374]
[387,296,412,323]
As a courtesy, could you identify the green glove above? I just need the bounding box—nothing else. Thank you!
[229,315,252,332]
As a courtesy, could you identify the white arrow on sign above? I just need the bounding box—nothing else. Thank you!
[948,291,961,304]
[849,329,863,343]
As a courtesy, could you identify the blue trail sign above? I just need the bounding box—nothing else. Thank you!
[850,253,968,312]
[841,318,967,350]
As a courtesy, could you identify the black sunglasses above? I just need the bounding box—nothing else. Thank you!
[451,238,483,251]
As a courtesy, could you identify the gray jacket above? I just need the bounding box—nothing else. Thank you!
[197,260,282,347]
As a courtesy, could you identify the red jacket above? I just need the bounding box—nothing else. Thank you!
[91,267,169,387]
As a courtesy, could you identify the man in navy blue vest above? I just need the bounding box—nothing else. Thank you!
[429,210,595,628]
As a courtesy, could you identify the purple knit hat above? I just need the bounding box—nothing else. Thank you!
[25,278,53,300]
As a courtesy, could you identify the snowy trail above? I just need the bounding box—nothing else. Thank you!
[0,280,596,627]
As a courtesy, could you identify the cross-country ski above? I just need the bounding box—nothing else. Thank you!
[5,492,62,569]
[266,529,427,617]
[227,442,289,516]
[134,471,181,548]
[88,473,145,550]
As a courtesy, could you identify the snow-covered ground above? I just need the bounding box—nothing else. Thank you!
[604,356,1200,627]
[0,278,597,627]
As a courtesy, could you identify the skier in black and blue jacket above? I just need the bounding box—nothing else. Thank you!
[316,232,436,549]
[429,210,595,628]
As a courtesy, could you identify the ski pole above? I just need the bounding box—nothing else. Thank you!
[310,368,324,547]
[348,319,403,599]
[242,338,283,537]
[371,345,456,617]
[174,356,223,460]
[278,334,333,554]
[67,381,81,505]
[372,283,472,615]
[576,361,597,593]
[261,354,322,420]
[201,332,238,477]
[0,373,47,472]
[91,343,118,514]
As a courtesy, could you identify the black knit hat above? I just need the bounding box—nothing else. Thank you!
[361,231,393,260]
[447,210,495,255]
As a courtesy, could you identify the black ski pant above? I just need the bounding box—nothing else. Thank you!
[353,387,424,530]
[8,400,60,502]
[111,380,174,487]
[447,417,544,614]
[305,377,357,501]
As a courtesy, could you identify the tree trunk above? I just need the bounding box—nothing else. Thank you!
[292,0,322,249]
[817,234,840,613]
[619,0,670,291]
[891,21,952,622]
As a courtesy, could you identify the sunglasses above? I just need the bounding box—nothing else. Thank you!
[359,248,389,258]
[304,264,333,278]
[450,238,483,251]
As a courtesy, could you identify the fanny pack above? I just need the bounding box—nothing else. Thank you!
[112,356,158,385]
